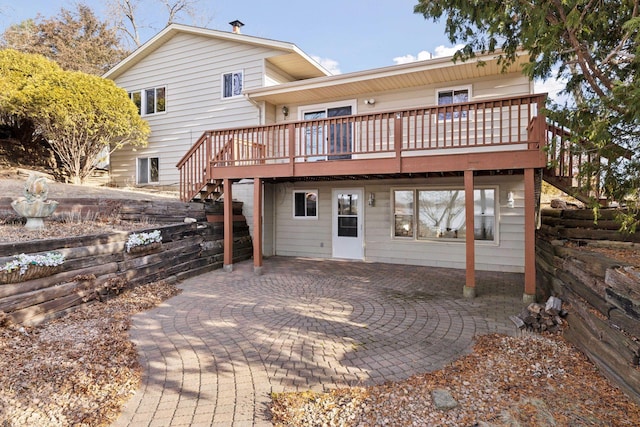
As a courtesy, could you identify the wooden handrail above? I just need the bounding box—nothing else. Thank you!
[177,94,548,201]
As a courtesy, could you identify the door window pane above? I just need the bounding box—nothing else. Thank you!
[337,193,358,237]
[304,111,325,159]
[338,193,358,215]
[328,106,352,160]
[338,217,358,237]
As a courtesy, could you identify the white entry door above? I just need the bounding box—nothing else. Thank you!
[332,188,364,260]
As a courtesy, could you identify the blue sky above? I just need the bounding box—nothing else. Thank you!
[0,0,457,74]
[0,0,563,96]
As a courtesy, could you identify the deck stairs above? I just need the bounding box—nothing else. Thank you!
[542,121,632,205]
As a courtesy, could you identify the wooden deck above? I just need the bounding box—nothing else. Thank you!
[177,94,549,201]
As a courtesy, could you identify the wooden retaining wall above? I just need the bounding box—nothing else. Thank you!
[0,197,207,224]
[0,212,252,326]
[537,208,640,402]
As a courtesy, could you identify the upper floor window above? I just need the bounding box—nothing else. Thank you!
[129,86,166,115]
[222,71,243,98]
[437,86,471,120]
[129,91,141,115]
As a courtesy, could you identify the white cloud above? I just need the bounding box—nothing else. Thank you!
[433,44,465,58]
[393,44,465,65]
[312,56,341,75]
[393,50,433,65]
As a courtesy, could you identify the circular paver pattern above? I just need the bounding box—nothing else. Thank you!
[113,257,523,427]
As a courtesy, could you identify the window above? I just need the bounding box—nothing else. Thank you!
[129,87,166,115]
[293,190,318,218]
[222,71,243,98]
[393,188,495,241]
[393,190,414,237]
[138,157,159,184]
[129,91,141,115]
[299,100,357,161]
[145,87,166,114]
[437,86,470,120]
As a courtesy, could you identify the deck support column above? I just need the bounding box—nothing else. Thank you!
[523,168,537,303]
[253,178,263,275]
[223,178,234,272]
[463,170,476,298]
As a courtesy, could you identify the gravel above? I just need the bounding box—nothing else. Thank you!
[271,332,640,426]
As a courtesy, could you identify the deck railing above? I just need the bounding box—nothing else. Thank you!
[177,94,547,201]
[545,121,602,200]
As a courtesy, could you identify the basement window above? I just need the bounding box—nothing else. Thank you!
[393,187,496,242]
[293,190,318,218]
[137,157,159,184]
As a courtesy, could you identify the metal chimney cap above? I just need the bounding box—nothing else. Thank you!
[229,20,244,32]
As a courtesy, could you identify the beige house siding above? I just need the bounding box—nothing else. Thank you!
[279,72,531,124]
[267,175,525,272]
[274,182,333,258]
[109,32,290,187]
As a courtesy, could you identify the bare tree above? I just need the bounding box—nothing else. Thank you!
[107,0,212,48]
[106,0,143,48]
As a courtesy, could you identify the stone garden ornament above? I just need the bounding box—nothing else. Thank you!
[11,174,59,230]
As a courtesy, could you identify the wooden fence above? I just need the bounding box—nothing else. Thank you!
[536,208,640,402]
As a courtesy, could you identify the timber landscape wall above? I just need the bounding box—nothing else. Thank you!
[536,207,640,402]
[0,201,251,326]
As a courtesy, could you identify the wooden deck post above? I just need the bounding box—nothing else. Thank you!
[464,170,476,298]
[253,178,263,275]
[523,168,537,303]
[223,178,233,272]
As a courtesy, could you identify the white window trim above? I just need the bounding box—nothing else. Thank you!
[221,70,244,99]
[435,85,472,122]
[297,100,358,161]
[436,85,473,103]
[292,189,319,219]
[297,99,358,120]
[390,185,499,245]
[129,86,167,116]
[136,156,160,185]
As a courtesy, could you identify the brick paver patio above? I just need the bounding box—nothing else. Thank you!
[112,257,524,426]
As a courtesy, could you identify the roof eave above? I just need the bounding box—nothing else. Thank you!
[103,23,331,80]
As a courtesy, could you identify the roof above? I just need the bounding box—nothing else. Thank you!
[103,23,331,81]
[245,51,532,105]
